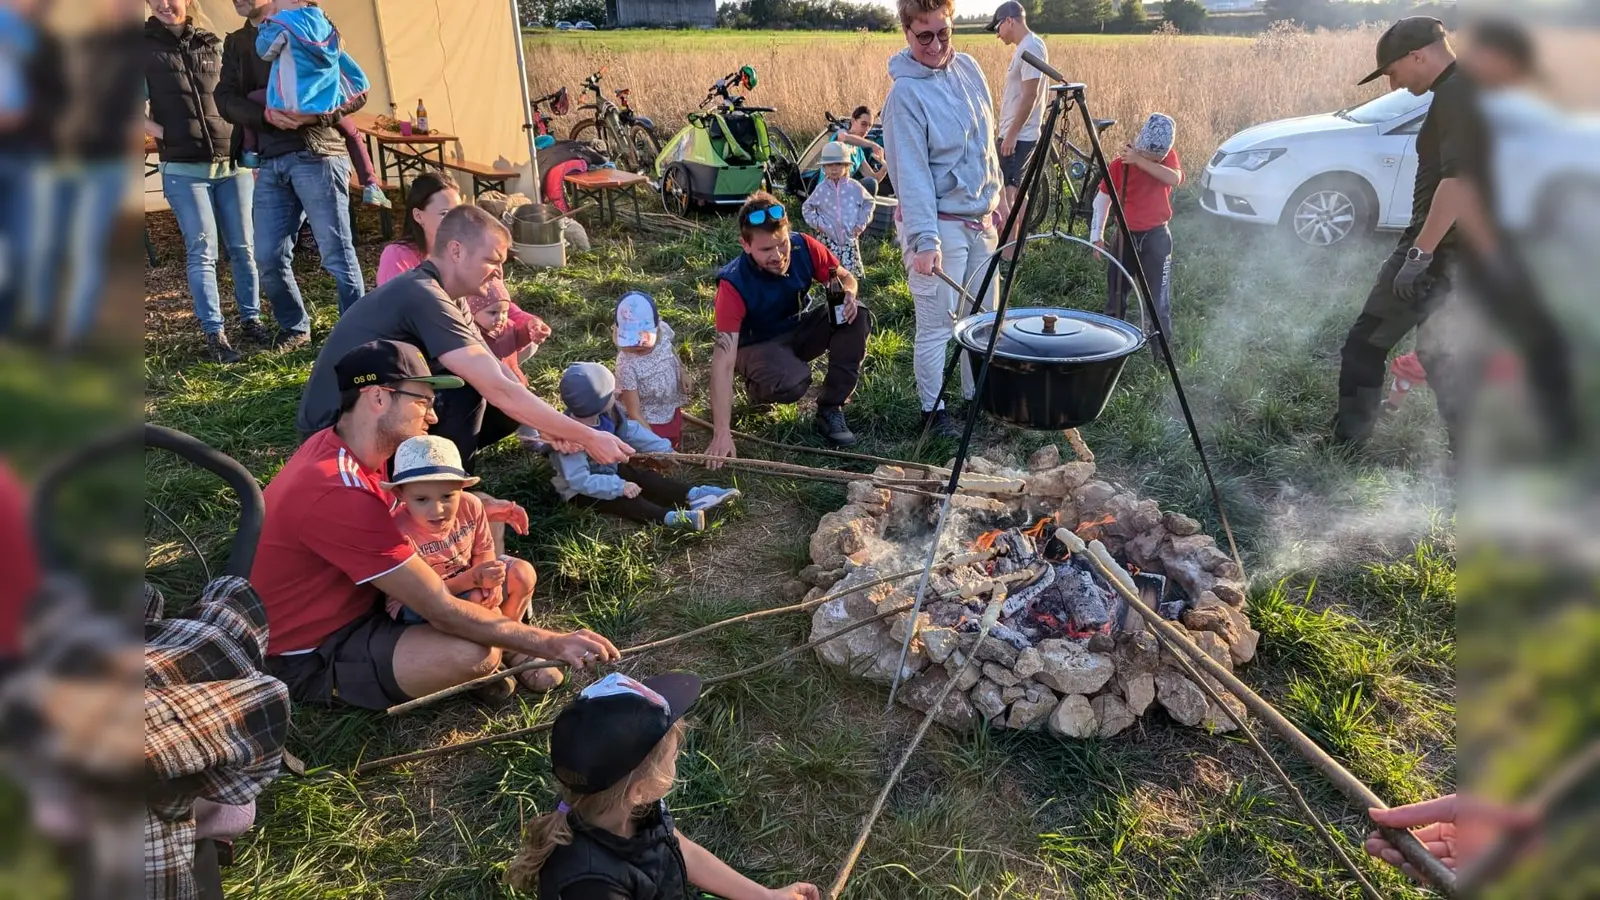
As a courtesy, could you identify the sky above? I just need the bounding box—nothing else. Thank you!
[860,0,1006,20]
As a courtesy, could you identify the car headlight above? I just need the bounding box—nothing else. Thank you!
[1218,149,1287,171]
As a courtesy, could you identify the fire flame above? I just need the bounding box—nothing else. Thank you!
[1075,514,1115,541]
[973,529,1004,551]
[1023,517,1054,540]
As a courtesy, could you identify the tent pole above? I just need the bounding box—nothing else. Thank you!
[369,0,401,122]
[508,0,542,195]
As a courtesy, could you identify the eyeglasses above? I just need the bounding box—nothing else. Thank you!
[381,386,438,409]
[912,26,951,47]
[743,203,785,227]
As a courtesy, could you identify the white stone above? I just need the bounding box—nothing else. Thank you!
[1012,646,1043,681]
[971,680,1007,721]
[1047,694,1099,738]
[1028,462,1097,499]
[1026,444,1061,471]
[899,666,977,730]
[888,612,930,647]
[1007,696,1054,731]
[922,627,960,664]
[1001,684,1028,705]
[808,503,883,570]
[1093,694,1137,737]
[982,662,1020,688]
[1201,693,1246,734]
[1033,639,1115,695]
[846,480,890,513]
[1155,672,1208,726]
[1120,672,1156,715]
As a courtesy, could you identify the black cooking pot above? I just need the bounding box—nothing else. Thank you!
[953,307,1146,430]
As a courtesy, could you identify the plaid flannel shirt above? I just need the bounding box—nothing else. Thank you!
[145,577,290,900]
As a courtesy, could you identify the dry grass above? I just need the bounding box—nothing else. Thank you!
[526,27,1384,171]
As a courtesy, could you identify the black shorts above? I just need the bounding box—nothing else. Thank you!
[997,138,1038,188]
[265,612,411,710]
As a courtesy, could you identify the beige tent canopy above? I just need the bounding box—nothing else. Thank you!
[145,0,538,210]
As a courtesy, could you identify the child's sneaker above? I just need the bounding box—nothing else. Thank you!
[687,486,741,511]
[664,509,706,531]
[363,183,392,208]
[240,150,260,168]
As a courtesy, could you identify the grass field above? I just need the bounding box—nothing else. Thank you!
[523,27,1381,178]
[142,160,1460,896]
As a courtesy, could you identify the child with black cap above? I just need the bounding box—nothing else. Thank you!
[507,672,820,899]
[550,362,738,531]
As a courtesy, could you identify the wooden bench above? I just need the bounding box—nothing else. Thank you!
[562,169,650,228]
[441,157,516,198]
[349,171,399,240]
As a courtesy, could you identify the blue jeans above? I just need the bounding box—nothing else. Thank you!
[0,154,37,333]
[25,160,130,343]
[163,168,260,335]
[253,151,364,332]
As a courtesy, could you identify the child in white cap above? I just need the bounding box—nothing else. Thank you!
[802,141,876,278]
[551,362,738,531]
[1091,112,1183,361]
[613,292,690,450]
[381,435,557,692]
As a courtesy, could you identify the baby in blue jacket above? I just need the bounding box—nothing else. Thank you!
[551,363,738,531]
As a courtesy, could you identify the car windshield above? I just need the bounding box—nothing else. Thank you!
[1335,89,1429,124]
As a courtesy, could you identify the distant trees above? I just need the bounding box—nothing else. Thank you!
[1115,0,1148,31]
[716,0,896,30]
[1159,0,1208,33]
[521,0,607,26]
[1264,0,1460,30]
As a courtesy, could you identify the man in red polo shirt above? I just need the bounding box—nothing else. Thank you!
[252,340,618,709]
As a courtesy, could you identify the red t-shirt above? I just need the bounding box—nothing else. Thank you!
[1098,149,1182,233]
[0,463,39,659]
[713,234,840,334]
[250,428,416,654]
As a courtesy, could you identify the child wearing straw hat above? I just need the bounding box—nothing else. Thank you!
[802,141,876,278]
[381,435,557,692]
[506,671,821,899]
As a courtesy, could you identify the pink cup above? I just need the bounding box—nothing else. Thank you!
[398,120,413,136]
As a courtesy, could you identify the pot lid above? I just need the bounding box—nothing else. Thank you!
[954,307,1144,363]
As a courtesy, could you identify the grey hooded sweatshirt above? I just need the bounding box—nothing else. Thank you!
[881,49,1003,256]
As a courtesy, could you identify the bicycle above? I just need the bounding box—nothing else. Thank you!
[1027,112,1119,236]
[530,86,570,144]
[568,68,661,176]
[655,66,801,216]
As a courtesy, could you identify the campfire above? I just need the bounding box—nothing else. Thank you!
[801,443,1259,738]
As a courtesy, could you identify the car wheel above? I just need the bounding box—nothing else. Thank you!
[1284,177,1372,248]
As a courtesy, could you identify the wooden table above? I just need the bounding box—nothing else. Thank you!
[562,169,650,227]
[348,112,458,194]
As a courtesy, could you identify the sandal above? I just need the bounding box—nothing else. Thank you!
[506,654,565,693]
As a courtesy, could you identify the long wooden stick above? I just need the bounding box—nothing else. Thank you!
[681,412,940,473]
[385,550,1000,716]
[1059,528,1458,897]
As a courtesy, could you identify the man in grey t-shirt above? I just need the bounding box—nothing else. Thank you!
[988,1,1048,254]
[295,206,631,471]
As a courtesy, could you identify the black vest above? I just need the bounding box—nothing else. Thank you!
[538,802,693,900]
[143,17,232,165]
[717,233,817,347]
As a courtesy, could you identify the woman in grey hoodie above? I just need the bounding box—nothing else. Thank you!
[881,0,1003,437]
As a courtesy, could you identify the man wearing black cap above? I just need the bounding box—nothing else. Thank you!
[1333,17,1484,450]
[252,340,620,711]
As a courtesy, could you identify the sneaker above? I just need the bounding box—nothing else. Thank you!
[271,330,310,352]
[687,485,741,511]
[240,150,260,169]
[664,509,707,530]
[205,331,241,363]
[924,408,961,438]
[362,183,392,208]
[813,406,858,447]
[239,318,272,345]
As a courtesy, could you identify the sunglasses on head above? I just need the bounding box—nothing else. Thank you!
[912,26,951,47]
[744,203,786,227]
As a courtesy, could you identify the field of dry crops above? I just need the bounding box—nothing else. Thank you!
[526,27,1384,172]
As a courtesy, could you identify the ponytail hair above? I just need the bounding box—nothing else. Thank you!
[506,720,686,892]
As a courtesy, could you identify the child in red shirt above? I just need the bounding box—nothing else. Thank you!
[381,435,558,692]
[1091,113,1182,361]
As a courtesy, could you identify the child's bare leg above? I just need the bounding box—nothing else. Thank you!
[499,559,561,691]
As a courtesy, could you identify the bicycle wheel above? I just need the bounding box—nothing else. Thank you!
[764,124,802,196]
[601,116,635,171]
[628,123,663,178]
[569,118,598,143]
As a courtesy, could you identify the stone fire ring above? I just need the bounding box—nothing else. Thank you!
[800,443,1260,739]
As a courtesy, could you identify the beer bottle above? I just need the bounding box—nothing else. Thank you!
[826,276,848,328]
[415,99,429,135]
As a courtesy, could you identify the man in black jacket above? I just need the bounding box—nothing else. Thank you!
[215,0,367,349]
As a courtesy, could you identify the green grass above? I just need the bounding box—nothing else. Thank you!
[522,28,1246,50]
[142,190,1455,897]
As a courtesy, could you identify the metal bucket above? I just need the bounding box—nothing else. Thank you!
[511,203,566,246]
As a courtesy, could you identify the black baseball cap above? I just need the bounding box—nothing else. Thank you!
[985,0,1025,31]
[1358,16,1448,85]
[550,672,702,794]
[333,339,464,393]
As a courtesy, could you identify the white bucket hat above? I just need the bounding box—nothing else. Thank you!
[820,141,852,166]
[380,435,481,490]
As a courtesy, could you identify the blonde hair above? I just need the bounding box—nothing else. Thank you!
[897,0,954,30]
[505,721,686,892]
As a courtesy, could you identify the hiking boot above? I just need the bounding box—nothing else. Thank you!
[924,408,961,438]
[664,509,707,531]
[205,331,242,363]
[239,318,272,345]
[687,485,741,511]
[271,330,311,352]
[813,406,858,447]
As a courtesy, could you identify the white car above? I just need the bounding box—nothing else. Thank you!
[554,21,574,30]
[574,20,597,30]
[1200,89,1600,249]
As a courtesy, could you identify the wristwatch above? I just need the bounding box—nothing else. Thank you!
[1407,246,1434,262]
